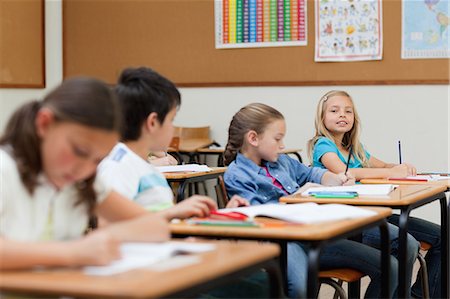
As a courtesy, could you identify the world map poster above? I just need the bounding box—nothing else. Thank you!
[402,0,450,59]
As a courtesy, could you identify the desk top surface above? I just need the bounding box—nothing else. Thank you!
[0,240,279,298]
[280,184,447,206]
[360,178,450,188]
[171,206,392,241]
[164,167,226,179]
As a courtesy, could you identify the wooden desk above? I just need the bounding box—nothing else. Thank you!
[164,167,226,202]
[0,240,282,298]
[280,184,449,298]
[171,206,392,298]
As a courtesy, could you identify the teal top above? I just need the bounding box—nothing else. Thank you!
[312,137,370,169]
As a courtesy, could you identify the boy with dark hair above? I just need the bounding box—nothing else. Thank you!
[98,67,247,220]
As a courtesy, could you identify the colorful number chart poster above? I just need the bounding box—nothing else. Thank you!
[402,0,450,59]
[315,0,383,62]
[215,0,307,49]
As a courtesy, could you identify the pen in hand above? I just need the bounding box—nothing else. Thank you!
[344,145,353,176]
[398,140,402,164]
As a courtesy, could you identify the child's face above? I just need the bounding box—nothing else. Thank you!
[255,119,286,163]
[323,95,355,136]
[39,121,119,189]
[151,107,177,152]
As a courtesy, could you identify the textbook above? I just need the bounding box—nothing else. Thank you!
[84,241,215,276]
[217,203,376,224]
[389,175,449,182]
[301,184,396,196]
[156,164,212,173]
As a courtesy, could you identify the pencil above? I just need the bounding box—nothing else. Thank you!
[345,145,353,175]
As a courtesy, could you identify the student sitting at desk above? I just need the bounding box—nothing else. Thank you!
[223,103,398,299]
[308,90,441,298]
[0,78,169,270]
[98,67,247,221]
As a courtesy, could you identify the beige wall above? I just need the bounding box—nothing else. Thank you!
[1,1,448,224]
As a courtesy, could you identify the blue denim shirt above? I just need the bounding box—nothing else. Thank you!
[224,153,327,205]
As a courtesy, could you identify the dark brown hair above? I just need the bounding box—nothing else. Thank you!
[223,103,284,166]
[0,77,122,217]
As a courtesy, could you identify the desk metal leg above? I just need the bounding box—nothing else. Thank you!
[380,220,391,299]
[440,195,449,298]
[307,244,321,299]
[397,208,411,299]
[265,259,285,298]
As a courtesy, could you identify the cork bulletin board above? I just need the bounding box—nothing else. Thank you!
[63,0,449,87]
[0,0,45,88]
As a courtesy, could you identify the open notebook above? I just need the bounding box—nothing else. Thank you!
[218,203,376,224]
[84,241,215,276]
[301,184,396,196]
[156,164,212,173]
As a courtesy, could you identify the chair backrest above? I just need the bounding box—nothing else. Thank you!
[173,126,215,152]
[215,176,229,209]
[174,126,210,139]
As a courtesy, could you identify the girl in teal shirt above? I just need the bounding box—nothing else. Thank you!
[308,90,442,298]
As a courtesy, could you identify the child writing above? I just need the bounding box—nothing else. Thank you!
[223,103,398,299]
[0,78,169,270]
[308,90,441,298]
[98,67,247,222]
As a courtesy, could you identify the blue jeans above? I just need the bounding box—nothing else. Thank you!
[388,214,442,299]
[362,221,420,298]
[287,239,398,299]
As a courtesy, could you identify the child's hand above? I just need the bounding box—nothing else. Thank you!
[148,154,178,166]
[402,163,417,176]
[169,195,217,219]
[389,164,416,178]
[70,230,121,266]
[225,195,250,208]
[338,172,356,186]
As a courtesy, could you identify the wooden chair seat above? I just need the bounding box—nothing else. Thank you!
[319,268,364,282]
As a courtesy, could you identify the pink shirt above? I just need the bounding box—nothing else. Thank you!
[262,166,287,194]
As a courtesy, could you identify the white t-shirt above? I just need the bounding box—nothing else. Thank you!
[0,148,110,241]
[97,143,174,211]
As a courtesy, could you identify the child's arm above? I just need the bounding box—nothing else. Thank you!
[321,152,416,180]
[0,230,120,270]
[95,191,170,242]
[158,195,217,220]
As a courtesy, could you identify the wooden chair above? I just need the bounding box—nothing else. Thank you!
[173,126,219,163]
[319,269,365,299]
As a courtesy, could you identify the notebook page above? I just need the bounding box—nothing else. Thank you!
[84,242,215,276]
[156,164,212,173]
[219,203,376,224]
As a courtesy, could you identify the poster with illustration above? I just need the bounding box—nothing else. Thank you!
[315,0,383,62]
[402,0,450,59]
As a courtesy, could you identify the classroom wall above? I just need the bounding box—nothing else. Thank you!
[0,1,448,224]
